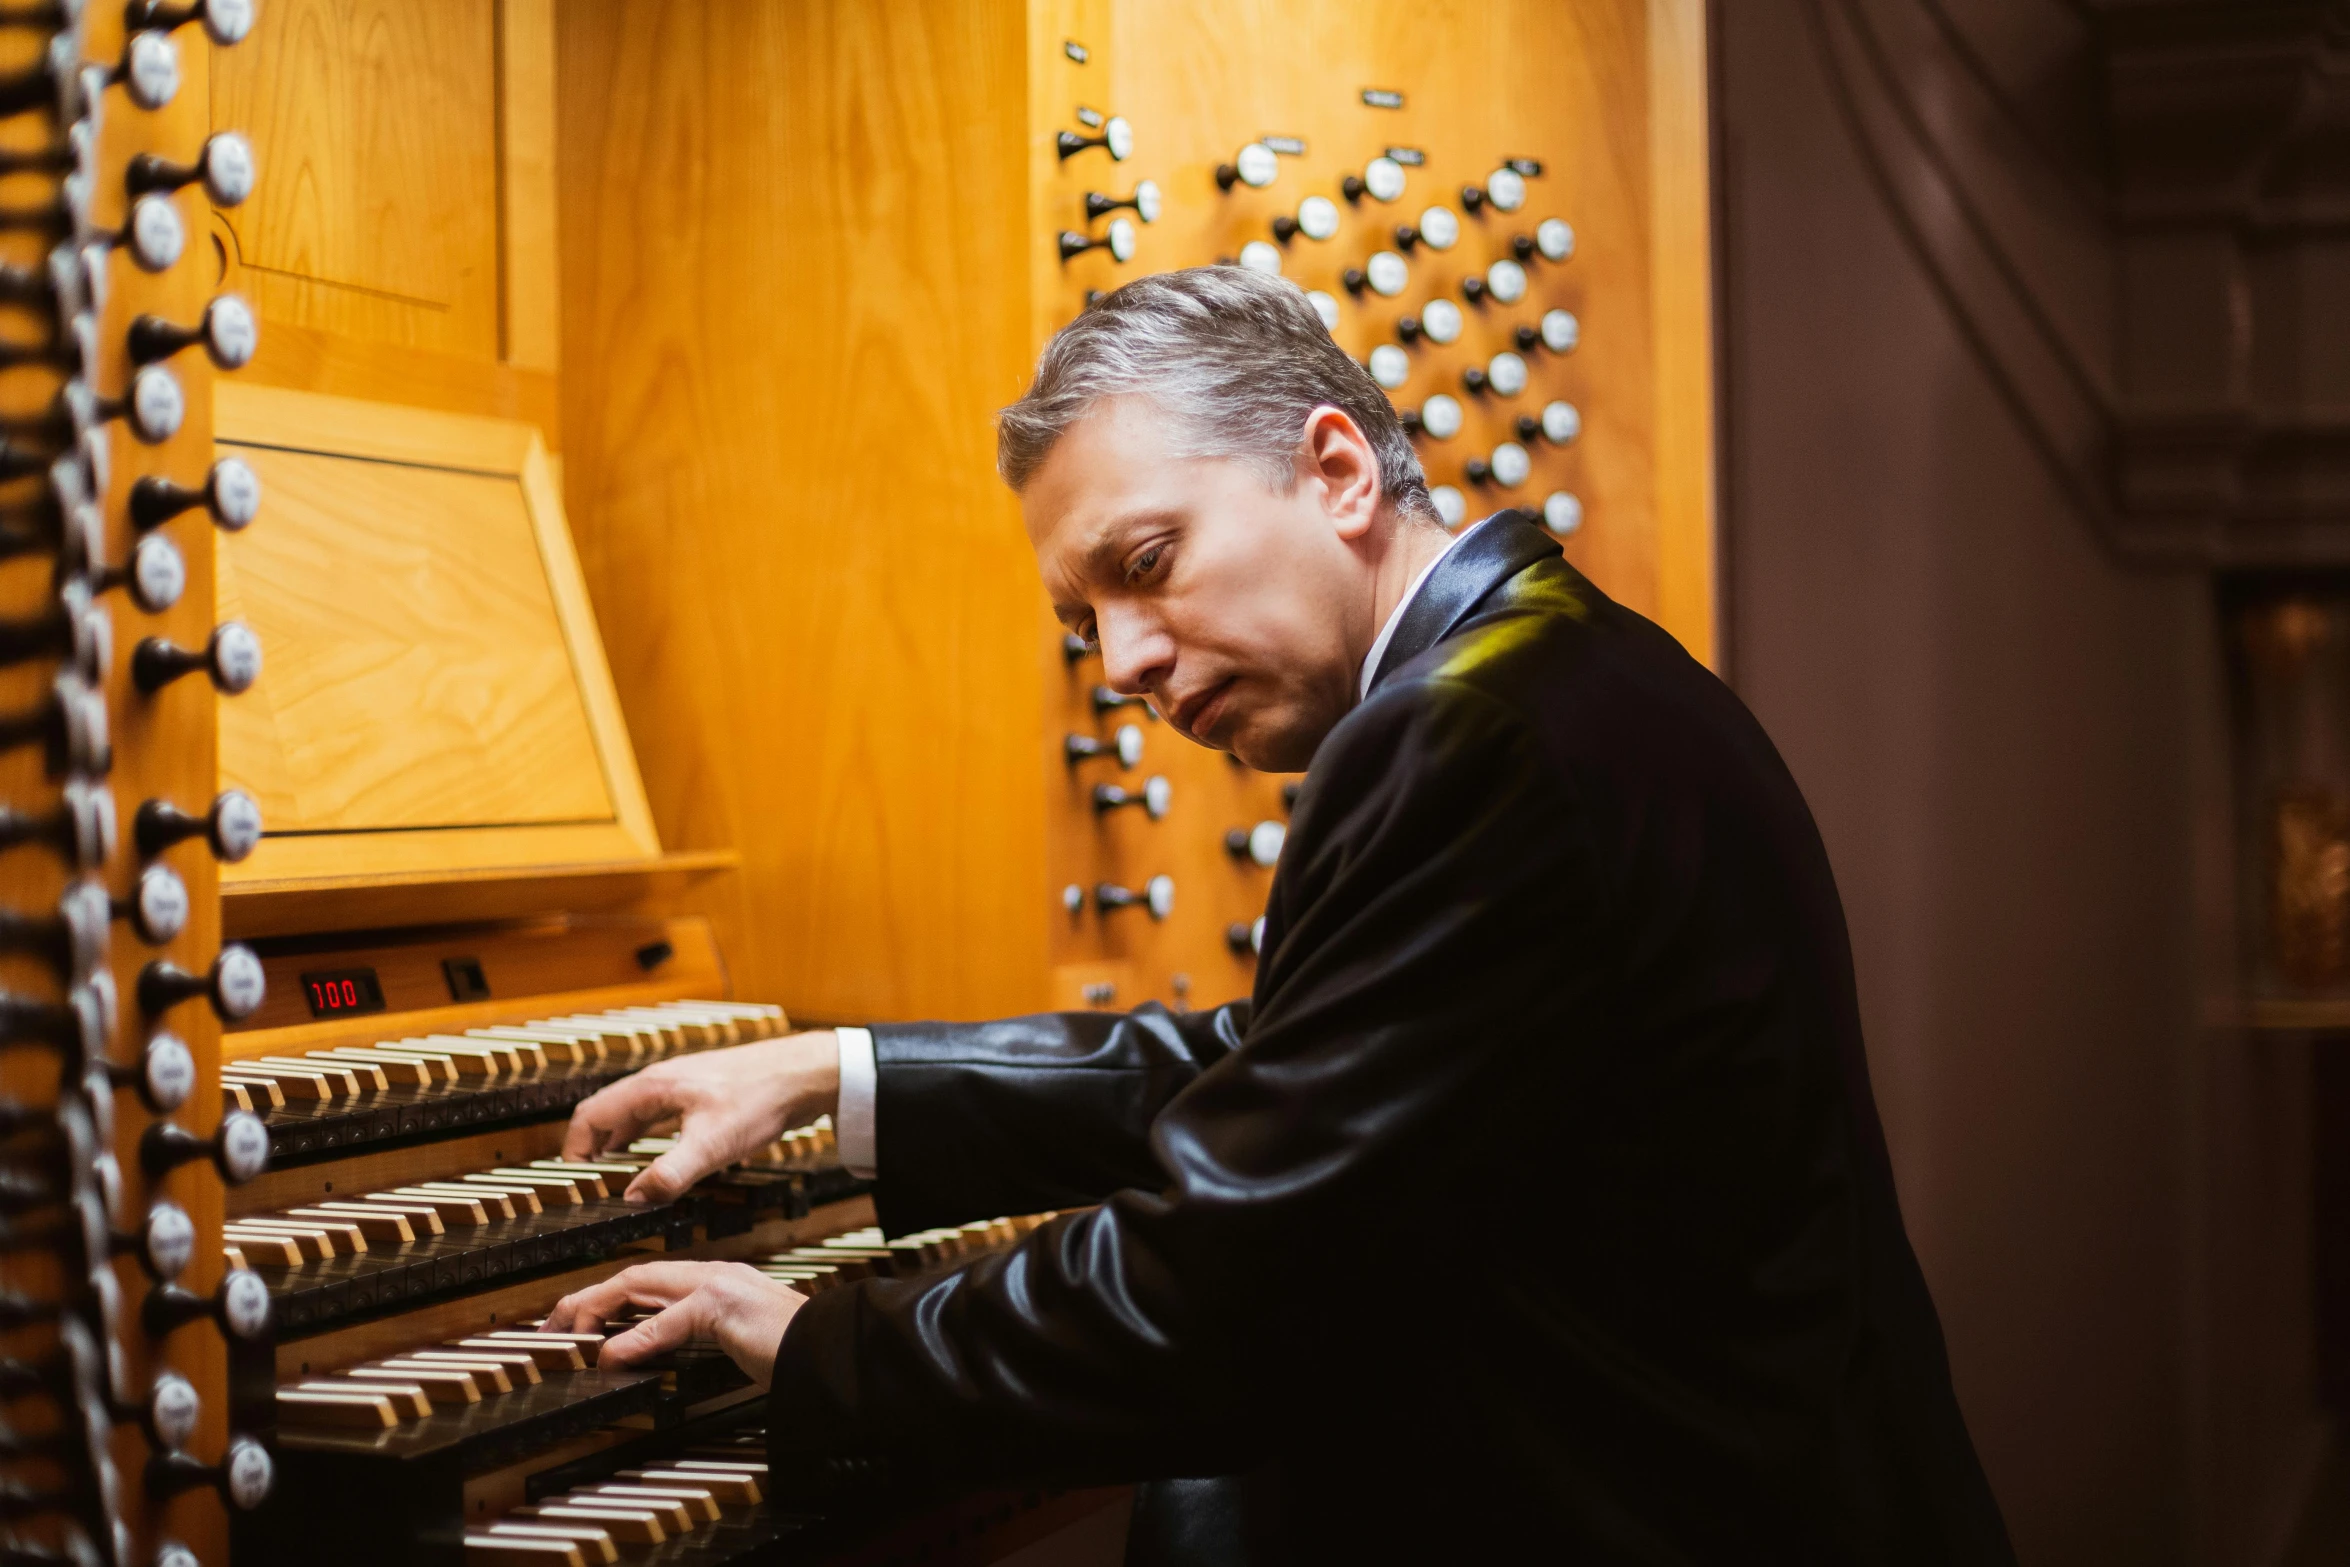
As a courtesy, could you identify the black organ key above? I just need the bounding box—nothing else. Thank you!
[131,619,261,695]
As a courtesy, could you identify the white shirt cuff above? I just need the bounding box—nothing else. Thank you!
[834,1026,877,1177]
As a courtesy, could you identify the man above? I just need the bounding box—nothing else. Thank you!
[545,267,2013,1563]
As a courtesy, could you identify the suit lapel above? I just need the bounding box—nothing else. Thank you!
[1366,511,1564,695]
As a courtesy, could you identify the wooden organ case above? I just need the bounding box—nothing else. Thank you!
[4,3,1716,1566]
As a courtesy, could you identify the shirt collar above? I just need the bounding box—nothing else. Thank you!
[1359,520,1481,701]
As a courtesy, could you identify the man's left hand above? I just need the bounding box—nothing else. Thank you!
[542,1261,806,1388]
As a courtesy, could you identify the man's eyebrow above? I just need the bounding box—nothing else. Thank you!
[1079,508,1181,576]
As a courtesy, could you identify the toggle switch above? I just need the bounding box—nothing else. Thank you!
[128,292,257,369]
[1092,775,1171,820]
[131,619,261,695]
[139,1109,268,1185]
[135,788,262,862]
[1065,724,1143,769]
[1213,141,1278,191]
[124,131,255,208]
[1084,180,1160,224]
[130,455,262,532]
[1056,116,1133,162]
[0,778,115,871]
[1339,156,1406,204]
[1094,875,1174,920]
[1059,218,1135,263]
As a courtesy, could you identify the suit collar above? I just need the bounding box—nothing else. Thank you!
[1365,511,1562,695]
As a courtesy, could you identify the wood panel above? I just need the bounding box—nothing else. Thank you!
[214,383,661,885]
[557,0,1051,1023]
[212,0,503,360]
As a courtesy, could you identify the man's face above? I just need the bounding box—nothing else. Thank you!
[1024,396,1373,773]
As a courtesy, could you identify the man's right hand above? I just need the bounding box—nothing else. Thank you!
[562,1030,841,1204]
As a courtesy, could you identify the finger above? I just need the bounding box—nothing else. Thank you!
[599,1289,710,1370]
[623,1128,730,1206]
[542,1262,703,1334]
[563,1073,675,1161]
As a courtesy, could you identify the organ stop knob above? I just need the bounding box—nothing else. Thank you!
[139,1110,269,1185]
[1057,218,1135,263]
[1214,141,1279,191]
[1237,240,1281,276]
[1459,165,1528,215]
[1225,820,1285,866]
[1515,309,1580,356]
[1226,917,1267,956]
[124,131,255,207]
[1065,724,1144,768]
[1340,155,1406,204]
[1306,290,1340,332]
[1084,180,1161,223]
[1095,876,1174,920]
[1400,393,1463,442]
[1056,116,1133,162]
[1341,250,1407,298]
[131,619,260,695]
[146,1436,272,1512]
[128,293,257,370]
[1396,298,1462,348]
[1464,442,1531,489]
[1394,205,1458,252]
[1367,344,1409,390]
[1543,491,1584,536]
[0,778,114,871]
[93,1032,196,1114]
[1462,351,1526,398]
[142,1269,271,1342]
[128,0,258,46]
[135,787,263,862]
[130,455,261,531]
[1270,195,1339,244]
[1091,685,1152,718]
[1092,775,1171,819]
[1431,484,1467,527]
[137,943,266,1021]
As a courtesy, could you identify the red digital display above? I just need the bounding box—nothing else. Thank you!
[299,967,385,1018]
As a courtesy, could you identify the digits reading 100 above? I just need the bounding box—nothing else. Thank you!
[298,967,385,1019]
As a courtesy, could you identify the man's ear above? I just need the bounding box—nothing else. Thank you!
[1301,406,1382,542]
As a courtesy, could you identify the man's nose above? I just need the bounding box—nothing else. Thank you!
[1096,613,1172,698]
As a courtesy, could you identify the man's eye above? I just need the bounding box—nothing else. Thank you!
[1128,546,1165,582]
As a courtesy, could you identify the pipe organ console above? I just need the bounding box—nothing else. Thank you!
[2,2,1711,1563]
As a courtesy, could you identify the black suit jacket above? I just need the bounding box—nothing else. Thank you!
[769,516,2014,1565]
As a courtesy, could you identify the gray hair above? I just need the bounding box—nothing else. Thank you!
[997,266,1435,522]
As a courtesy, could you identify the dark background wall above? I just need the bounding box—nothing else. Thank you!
[1712,2,2333,1561]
